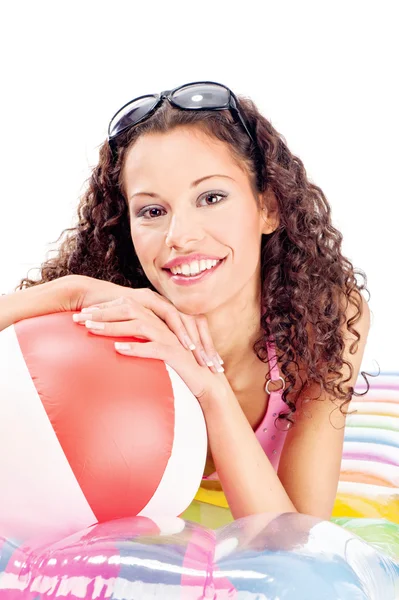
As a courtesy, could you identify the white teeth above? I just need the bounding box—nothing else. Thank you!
[170,259,220,276]
[205,259,215,270]
[189,262,201,275]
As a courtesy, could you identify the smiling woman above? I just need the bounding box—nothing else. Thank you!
[122,126,274,321]
[10,81,372,522]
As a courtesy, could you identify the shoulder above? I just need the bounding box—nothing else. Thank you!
[276,288,371,411]
[276,290,371,518]
[305,288,370,411]
[304,287,370,379]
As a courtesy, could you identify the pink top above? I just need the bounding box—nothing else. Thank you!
[202,340,289,481]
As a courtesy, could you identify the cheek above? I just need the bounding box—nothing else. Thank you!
[226,209,261,251]
[130,226,159,265]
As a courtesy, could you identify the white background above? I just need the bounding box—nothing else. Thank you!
[0,1,397,372]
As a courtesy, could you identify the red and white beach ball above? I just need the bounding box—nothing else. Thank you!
[0,312,207,542]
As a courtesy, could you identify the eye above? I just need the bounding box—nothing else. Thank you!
[136,206,165,219]
[136,192,227,219]
[198,192,227,206]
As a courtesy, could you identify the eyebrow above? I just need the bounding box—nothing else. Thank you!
[129,174,235,201]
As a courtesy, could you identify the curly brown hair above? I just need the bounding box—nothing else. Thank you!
[16,93,373,422]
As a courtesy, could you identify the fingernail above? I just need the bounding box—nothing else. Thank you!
[216,353,224,365]
[183,335,196,351]
[82,306,100,313]
[73,313,91,322]
[115,342,132,350]
[85,320,105,330]
[200,350,214,367]
[212,355,225,373]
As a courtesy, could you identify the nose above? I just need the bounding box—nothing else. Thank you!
[165,212,204,249]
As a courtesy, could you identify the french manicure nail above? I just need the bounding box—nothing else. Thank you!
[85,320,105,330]
[115,342,132,350]
[183,335,196,351]
[216,353,224,365]
[212,355,225,373]
[72,313,91,322]
[200,350,214,367]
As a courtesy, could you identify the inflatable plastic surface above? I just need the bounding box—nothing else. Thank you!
[0,314,398,598]
[1,513,398,599]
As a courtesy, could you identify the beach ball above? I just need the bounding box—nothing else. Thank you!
[0,312,207,543]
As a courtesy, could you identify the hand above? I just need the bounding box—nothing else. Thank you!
[58,275,144,312]
[1,275,116,332]
[71,283,225,372]
[71,296,226,404]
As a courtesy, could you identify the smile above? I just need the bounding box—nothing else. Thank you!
[163,258,225,286]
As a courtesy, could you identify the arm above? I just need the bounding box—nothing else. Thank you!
[201,292,370,521]
[0,274,150,334]
[201,384,297,519]
[0,276,80,333]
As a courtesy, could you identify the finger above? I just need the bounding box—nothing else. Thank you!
[137,290,198,352]
[177,313,212,368]
[195,315,224,371]
[84,318,151,340]
[81,290,197,353]
[114,340,164,360]
[81,296,126,312]
[73,302,144,325]
[179,314,223,373]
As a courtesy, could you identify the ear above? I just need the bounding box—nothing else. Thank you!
[259,189,280,235]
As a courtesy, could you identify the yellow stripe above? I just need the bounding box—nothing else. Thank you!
[194,487,229,508]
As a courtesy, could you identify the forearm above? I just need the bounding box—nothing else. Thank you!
[0,276,75,333]
[202,382,297,520]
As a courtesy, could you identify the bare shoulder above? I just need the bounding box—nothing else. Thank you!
[276,290,371,519]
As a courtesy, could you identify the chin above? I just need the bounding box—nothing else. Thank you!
[170,297,213,316]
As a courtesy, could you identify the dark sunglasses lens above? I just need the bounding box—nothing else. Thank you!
[109,95,158,138]
[172,83,230,109]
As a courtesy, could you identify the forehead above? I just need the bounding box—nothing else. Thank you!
[122,126,248,189]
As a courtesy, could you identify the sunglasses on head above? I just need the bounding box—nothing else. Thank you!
[107,80,256,159]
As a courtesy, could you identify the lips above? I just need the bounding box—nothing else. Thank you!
[162,254,224,270]
[163,257,225,286]
[169,260,221,277]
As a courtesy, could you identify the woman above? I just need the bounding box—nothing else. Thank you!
[0,81,371,521]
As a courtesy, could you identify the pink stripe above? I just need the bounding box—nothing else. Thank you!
[343,451,399,466]
[363,383,399,390]
[355,381,399,391]
[0,531,120,600]
[181,524,236,599]
[0,517,160,599]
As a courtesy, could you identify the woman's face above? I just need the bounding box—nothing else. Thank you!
[122,125,274,315]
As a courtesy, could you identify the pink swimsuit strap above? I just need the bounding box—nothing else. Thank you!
[202,339,289,480]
